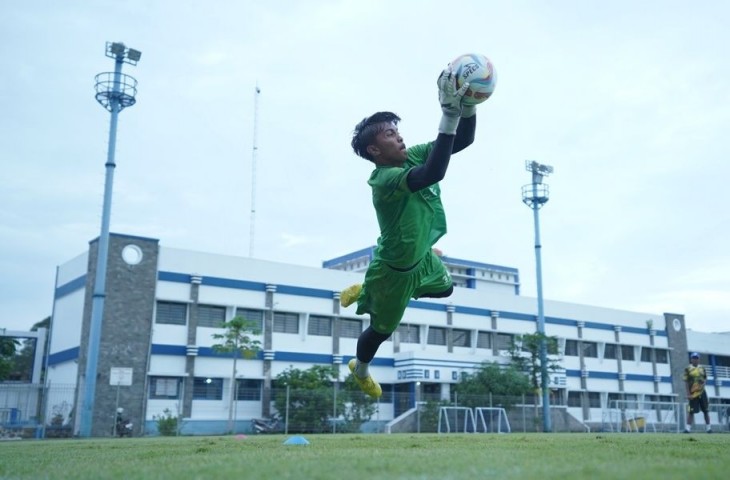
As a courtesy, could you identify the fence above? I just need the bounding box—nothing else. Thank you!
[603,399,730,433]
[3,382,729,437]
[0,383,77,438]
[263,389,577,434]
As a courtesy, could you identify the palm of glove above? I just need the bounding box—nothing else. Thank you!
[437,66,469,117]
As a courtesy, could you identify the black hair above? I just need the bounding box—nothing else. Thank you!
[351,111,401,161]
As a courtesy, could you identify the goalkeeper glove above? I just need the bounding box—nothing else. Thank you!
[461,104,477,118]
[437,66,469,134]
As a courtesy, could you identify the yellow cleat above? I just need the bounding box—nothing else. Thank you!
[348,359,382,398]
[340,284,362,308]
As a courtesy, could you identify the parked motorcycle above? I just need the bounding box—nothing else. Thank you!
[251,416,281,434]
[113,408,133,437]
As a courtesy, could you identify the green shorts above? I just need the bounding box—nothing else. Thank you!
[355,249,452,334]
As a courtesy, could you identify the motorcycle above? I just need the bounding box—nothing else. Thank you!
[251,416,281,434]
[114,408,134,437]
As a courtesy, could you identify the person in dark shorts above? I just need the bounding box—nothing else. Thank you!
[684,352,711,433]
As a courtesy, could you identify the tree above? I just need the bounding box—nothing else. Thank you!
[508,332,561,396]
[339,374,377,432]
[508,332,562,430]
[0,337,19,381]
[452,362,532,409]
[211,315,261,434]
[273,365,343,433]
[7,317,51,383]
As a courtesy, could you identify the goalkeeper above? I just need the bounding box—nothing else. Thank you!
[340,65,479,397]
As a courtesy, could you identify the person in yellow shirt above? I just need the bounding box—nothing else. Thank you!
[683,352,711,433]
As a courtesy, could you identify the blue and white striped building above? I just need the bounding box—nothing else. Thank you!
[44,233,730,435]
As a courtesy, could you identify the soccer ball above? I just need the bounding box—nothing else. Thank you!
[450,53,497,106]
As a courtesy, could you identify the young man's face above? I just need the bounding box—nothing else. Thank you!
[368,122,408,166]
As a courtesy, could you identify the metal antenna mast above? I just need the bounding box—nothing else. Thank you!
[249,84,260,257]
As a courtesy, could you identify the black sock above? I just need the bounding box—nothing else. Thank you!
[356,326,391,363]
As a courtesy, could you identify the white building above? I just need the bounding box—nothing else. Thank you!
[43,233,730,436]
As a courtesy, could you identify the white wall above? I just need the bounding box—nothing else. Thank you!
[148,356,186,376]
[47,361,78,385]
[151,324,188,346]
[56,251,88,286]
[49,290,84,354]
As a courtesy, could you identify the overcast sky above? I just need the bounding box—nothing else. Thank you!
[1,0,728,334]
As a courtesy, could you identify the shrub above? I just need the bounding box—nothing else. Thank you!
[153,408,178,436]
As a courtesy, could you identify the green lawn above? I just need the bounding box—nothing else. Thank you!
[0,433,727,480]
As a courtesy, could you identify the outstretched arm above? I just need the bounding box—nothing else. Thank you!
[452,114,476,154]
[439,65,476,154]
[406,67,466,192]
[406,134,455,191]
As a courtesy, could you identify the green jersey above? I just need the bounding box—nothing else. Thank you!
[367,142,446,269]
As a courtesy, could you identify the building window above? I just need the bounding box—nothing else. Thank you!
[236,379,262,401]
[582,342,598,358]
[640,347,653,362]
[197,304,226,328]
[588,392,601,408]
[193,377,223,400]
[149,376,181,399]
[607,393,622,410]
[274,312,299,334]
[477,331,492,349]
[235,308,264,332]
[564,340,579,356]
[340,318,362,338]
[379,384,394,403]
[567,391,582,407]
[655,349,668,364]
[397,323,420,343]
[604,343,617,359]
[621,345,635,361]
[452,329,471,347]
[308,315,332,336]
[648,395,674,409]
[156,301,187,325]
[716,355,730,367]
[495,333,513,351]
[623,393,638,409]
[428,327,447,346]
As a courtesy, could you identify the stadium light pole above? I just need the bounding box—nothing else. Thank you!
[522,160,553,433]
[79,42,141,437]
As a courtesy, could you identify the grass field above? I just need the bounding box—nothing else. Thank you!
[0,433,728,480]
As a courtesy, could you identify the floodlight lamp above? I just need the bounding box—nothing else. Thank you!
[525,160,554,177]
[110,42,126,55]
[127,48,142,62]
[538,164,554,175]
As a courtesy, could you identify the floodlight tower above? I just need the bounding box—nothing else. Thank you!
[521,160,553,433]
[79,42,141,437]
